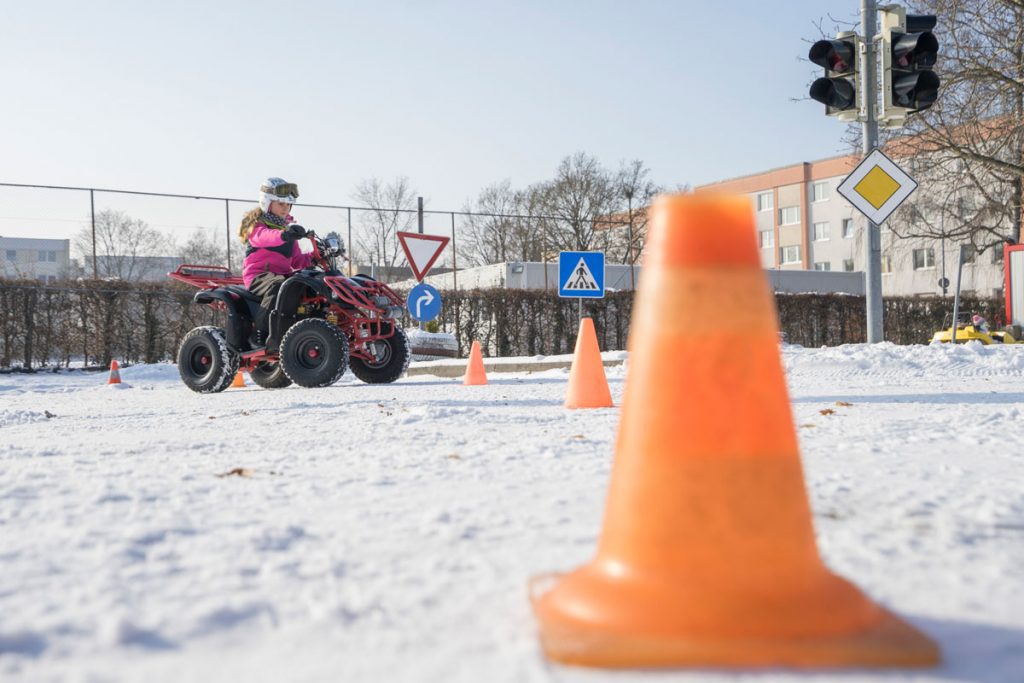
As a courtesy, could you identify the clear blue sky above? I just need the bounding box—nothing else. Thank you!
[3,0,864,239]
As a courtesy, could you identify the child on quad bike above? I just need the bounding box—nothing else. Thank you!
[240,177,313,350]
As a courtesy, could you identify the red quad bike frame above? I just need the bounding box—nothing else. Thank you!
[169,233,405,372]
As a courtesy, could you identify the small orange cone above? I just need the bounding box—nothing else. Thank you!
[564,317,612,409]
[230,370,246,388]
[107,360,121,385]
[463,340,488,385]
[531,193,939,669]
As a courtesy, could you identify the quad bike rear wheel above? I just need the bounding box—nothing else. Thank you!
[249,361,292,389]
[350,324,411,384]
[279,318,349,388]
[177,326,239,393]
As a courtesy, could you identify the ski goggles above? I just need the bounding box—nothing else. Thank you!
[262,182,300,200]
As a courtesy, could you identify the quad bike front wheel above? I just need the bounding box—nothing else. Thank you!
[350,324,411,384]
[249,361,292,389]
[279,318,349,388]
[177,326,239,393]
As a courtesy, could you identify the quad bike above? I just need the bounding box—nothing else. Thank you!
[170,232,410,393]
[930,312,1021,345]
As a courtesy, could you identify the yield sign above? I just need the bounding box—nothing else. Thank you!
[397,231,450,281]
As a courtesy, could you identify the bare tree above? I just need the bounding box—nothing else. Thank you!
[890,0,1024,243]
[178,227,227,266]
[614,159,662,264]
[352,177,418,275]
[458,180,544,266]
[533,152,623,254]
[73,209,171,280]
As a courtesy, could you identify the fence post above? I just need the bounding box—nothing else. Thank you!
[347,207,353,276]
[451,212,458,291]
[224,199,232,271]
[90,189,97,278]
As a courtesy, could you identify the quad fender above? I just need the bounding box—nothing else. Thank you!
[192,288,256,349]
[276,273,333,309]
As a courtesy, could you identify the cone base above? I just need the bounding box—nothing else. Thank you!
[564,395,613,409]
[533,582,939,669]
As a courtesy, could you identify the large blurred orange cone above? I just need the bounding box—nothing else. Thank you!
[565,317,612,409]
[230,370,246,388]
[107,360,121,385]
[531,193,939,669]
[463,340,487,385]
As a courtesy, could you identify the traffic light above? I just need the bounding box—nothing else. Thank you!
[809,32,861,122]
[881,8,940,127]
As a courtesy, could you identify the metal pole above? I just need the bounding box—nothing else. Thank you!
[578,297,582,321]
[626,190,636,290]
[951,245,966,344]
[417,196,424,234]
[862,0,884,343]
[347,207,353,276]
[90,189,97,279]
[451,212,458,291]
[941,230,947,296]
[224,199,232,271]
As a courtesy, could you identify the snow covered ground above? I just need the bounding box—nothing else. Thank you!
[2,342,1023,683]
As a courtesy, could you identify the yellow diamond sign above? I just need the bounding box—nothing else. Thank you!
[854,166,901,209]
[837,149,917,225]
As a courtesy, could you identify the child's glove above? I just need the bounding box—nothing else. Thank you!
[282,223,307,240]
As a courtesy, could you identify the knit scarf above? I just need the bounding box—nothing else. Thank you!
[261,212,288,228]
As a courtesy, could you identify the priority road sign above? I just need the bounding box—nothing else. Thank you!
[559,251,605,298]
[837,149,918,225]
[407,282,441,322]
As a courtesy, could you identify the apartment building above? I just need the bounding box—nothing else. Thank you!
[0,236,71,283]
[695,155,1006,298]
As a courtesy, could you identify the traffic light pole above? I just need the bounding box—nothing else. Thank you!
[861,0,884,343]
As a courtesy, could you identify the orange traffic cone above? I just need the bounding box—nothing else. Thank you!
[463,340,488,385]
[230,370,246,388]
[531,193,939,669]
[564,317,612,409]
[107,360,121,385]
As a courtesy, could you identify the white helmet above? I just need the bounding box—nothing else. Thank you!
[259,177,299,211]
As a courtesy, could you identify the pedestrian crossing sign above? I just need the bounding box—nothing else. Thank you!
[558,251,605,298]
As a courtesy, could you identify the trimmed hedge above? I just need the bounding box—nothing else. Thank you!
[0,278,1005,369]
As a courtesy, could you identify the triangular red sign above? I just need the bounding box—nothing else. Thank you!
[397,231,450,281]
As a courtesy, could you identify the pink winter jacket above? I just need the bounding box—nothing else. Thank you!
[242,217,314,287]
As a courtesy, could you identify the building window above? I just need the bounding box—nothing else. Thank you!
[960,247,976,264]
[912,248,935,270]
[38,250,57,263]
[5,250,15,261]
[812,181,830,202]
[881,254,893,273]
[813,222,830,241]
[843,259,855,271]
[756,192,773,212]
[842,218,854,239]
[993,247,1005,264]
[780,245,801,264]
[779,206,800,225]
[759,230,774,248]
[813,261,831,271]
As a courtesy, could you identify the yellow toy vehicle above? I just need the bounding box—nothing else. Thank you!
[931,313,1021,344]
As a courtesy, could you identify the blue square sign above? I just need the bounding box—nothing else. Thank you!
[558,251,605,298]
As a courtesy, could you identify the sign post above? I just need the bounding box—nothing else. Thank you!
[558,251,605,320]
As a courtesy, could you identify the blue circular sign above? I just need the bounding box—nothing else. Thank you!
[407,283,442,322]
